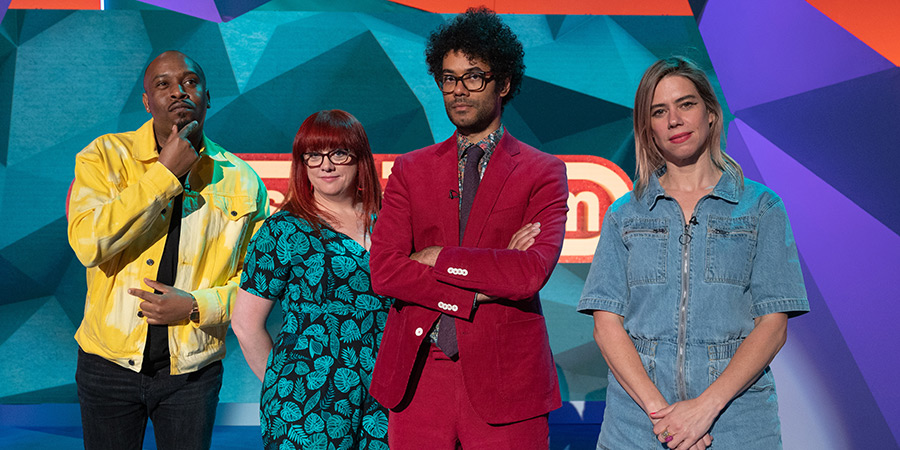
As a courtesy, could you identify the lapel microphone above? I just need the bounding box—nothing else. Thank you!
[449,190,459,200]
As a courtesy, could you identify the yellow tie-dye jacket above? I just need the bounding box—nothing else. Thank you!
[67,119,268,375]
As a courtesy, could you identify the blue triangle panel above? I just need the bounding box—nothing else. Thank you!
[141,12,240,98]
[214,0,269,22]
[0,217,72,293]
[17,10,73,45]
[610,15,710,64]
[689,0,710,23]
[514,76,632,144]
[546,14,565,40]
[0,49,14,165]
[361,10,444,38]
[737,67,900,234]
[209,32,430,156]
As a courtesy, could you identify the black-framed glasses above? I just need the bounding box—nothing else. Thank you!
[437,71,494,94]
[302,149,356,168]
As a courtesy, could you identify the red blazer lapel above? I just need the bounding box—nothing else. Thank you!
[461,134,520,247]
[429,136,462,247]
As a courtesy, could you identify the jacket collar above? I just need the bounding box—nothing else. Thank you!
[639,164,742,210]
[132,119,226,163]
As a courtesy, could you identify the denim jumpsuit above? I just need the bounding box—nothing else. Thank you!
[577,168,809,449]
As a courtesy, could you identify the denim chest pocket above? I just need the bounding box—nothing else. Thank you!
[705,216,757,286]
[211,194,256,219]
[190,193,257,248]
[622,219,668,286]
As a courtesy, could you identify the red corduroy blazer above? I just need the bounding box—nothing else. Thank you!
[369,132,568,424]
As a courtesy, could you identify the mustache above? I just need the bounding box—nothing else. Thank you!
[168,100,196,111]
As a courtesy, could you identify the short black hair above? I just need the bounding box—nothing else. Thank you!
[425,6,525,106]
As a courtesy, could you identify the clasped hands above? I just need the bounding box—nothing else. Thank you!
[649,397,717,450]
[129,278,195,325]
[409,222,541,303]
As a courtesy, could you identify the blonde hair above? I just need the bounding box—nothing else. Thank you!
[632,57,742,197]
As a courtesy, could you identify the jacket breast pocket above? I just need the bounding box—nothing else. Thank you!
[705,216,757,286]
[622,219,668,286]
[211,194,255,239]
[192,194,257,269]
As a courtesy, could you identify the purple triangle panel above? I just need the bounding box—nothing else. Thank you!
[139,0,221,22]
[214,0,269,22]
[699,0,893,112]
[735,119,900,443]
[0,1,10,31]
[722,121,763,182]
[787,256,897,446]
[738,67,900,235]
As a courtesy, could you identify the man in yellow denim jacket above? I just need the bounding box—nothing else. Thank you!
[66,51,268,450]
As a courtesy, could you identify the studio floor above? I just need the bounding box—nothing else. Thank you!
[0,404,602,449]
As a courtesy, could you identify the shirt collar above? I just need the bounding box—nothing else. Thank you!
[640,166,668,210]
[132,118,225,162]
[640,164,742,209]
[457,125,504,159]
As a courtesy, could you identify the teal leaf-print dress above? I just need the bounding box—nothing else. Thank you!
[240,211,392,450]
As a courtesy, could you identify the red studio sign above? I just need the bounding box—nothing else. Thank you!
[238,154,633,264]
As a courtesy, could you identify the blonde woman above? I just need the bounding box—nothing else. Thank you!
[577,58,809,449]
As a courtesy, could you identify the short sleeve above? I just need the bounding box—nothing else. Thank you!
[577,211,629,316]
[239,215,292,301]
[749,198,809,317]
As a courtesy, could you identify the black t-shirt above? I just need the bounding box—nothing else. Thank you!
[141,181,185,375]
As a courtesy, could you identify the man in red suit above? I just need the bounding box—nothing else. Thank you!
[369,7,569,448]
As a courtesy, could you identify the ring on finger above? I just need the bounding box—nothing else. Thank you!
[661,430,673,442]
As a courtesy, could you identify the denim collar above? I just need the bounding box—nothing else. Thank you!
[640,165,742,210]
[134,119,227,163]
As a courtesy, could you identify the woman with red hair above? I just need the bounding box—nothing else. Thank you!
[233,110,392,450]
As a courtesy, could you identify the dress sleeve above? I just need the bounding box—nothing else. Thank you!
[240,214,291,301]
[577,209,629,316]
[749,198,809,317]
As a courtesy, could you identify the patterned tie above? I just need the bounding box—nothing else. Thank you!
[437,145,485,358]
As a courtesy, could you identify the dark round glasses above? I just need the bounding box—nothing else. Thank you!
[302,149,356,168]
[437,71,494,94]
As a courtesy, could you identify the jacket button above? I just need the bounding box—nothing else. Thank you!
[415,327,424,336]
[128,359,135,366]
[231,211,237,216]
[146,259,154,266]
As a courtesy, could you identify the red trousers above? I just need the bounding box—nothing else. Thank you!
[387,344,549,450]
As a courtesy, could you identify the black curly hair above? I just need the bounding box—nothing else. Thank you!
[425,6,525,107]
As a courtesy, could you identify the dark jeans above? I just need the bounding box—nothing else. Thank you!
[76,348,223,450]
